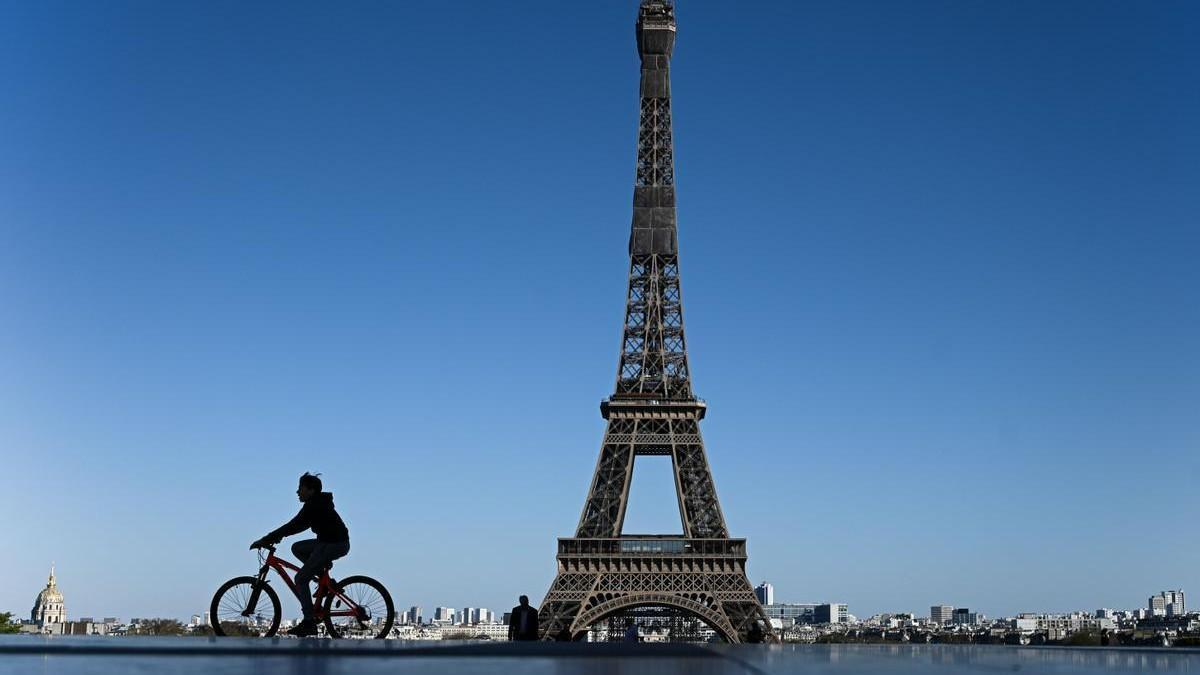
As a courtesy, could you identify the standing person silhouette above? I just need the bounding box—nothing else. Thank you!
[507,595,540,641]
[250,472,350,637]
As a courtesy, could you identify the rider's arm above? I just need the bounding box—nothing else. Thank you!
[264,504,311,543]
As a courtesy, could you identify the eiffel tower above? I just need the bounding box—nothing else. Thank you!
[537,0,773,643]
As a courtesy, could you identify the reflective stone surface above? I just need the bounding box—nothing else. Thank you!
[2,637,1199,674]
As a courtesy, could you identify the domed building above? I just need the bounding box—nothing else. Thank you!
[31,565,66,626]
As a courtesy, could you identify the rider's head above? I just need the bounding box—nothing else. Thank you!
[297,472,322,502]
[519,595,529,607]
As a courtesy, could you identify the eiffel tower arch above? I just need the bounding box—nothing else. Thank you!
[537,1,773,644]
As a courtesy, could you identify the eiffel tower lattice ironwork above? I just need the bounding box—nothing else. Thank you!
[537,0,773,643]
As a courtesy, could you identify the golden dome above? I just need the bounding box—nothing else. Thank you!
[35,566,64,605]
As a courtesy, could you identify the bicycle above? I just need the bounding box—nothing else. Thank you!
[210,543,394,639]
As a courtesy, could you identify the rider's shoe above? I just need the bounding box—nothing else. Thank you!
[287,619,319,637]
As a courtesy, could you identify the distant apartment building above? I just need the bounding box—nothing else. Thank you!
[881,613,916,628]
[433,607,456,623]
[57,621,114,636]
[1026,612,1114,637]
[755,582,774,606]
[404,606,423,625]
[442,622,509,640]
[1150,590,1185,617]
[930,605,953,625]
[1011,617,1038,632]
[1095,608,1115,620]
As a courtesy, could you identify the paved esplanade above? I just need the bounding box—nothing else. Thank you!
[4,638,1199,675]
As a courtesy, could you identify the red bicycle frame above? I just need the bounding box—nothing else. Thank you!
[247,545,367,624]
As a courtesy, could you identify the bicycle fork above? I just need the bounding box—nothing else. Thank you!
[242,564,271,617]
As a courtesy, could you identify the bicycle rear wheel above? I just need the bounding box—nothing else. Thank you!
[322,575,394,639]
[211,576,281,637]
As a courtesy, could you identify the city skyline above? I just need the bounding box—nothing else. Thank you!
[14,562,1190,629]
[4,0,1197,622]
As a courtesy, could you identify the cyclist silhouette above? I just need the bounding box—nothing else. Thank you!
[251,472,350,636]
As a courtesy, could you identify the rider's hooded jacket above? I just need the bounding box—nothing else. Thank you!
[268,492,350,543]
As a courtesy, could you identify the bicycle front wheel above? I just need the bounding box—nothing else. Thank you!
[322,575,394,639]
[211,576,281,637]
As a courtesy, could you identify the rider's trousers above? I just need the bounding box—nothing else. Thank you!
[291,539,350,620]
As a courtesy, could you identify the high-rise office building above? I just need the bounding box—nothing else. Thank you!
[1150,595,1165,616]
[931,605,953,625]
[405,606,422,624]
[1170,591,1186,616]
[815,603,848,624]
[1150,591,1185,617]
[434,607,456,623]
[460,607,493,624]
[755,582,774,607]
[765,602,848,626]
[952,608,976,626]
[763,603,817,626]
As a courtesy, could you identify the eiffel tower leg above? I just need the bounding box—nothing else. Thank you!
[538,592,584,641]
[720,578,777,643]
[670,418,727,539]
[540,418,635,640]
[575,419,636,539]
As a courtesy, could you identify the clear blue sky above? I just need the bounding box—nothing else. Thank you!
[2,0,1197,622]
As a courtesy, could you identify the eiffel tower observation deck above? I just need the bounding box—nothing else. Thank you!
[537,0,773,643]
